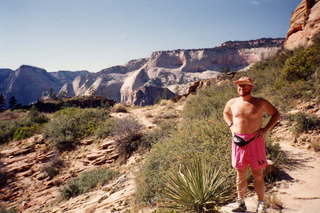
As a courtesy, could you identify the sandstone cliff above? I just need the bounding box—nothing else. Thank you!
[120,38,284,105]
[285,0,320,50]
[0,38,283,107]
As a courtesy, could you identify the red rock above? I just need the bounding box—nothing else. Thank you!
[100,139,116,149]
[6,162,33,174]
[285,0,320,50]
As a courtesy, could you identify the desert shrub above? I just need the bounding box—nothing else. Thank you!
[61,168,118,199]
[43,166,59,179]
[182,84,235,121]
[111,116,143,138]
[280,48,317,82]
[12,125,40,141]
[136,119,233,205]
[0,120,19,144]
[289,112,320,134]
[42,155,64,179]
[265,193,283,210]
[43,108,108,151]
[161,157,233,212]
[0,110,48,144]
[0,107,49,144]
[266,138,288,168]
[280,35,320,83]
[112,117,144,161]
[94,118,115,139]
[23,106,49,124]
[140,121,176,149]
[112,103,128,113]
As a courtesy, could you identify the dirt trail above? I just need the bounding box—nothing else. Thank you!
[273,142,320,213]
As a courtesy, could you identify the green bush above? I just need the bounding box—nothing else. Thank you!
[289,112,320,134]
[280,48,317,82]
[140,121,176,149]
[0,120,19,144]
[43,108,108,151]
[136,119,233,205]
[182,84,235,121]
[43,166,59,179]
[0,108,49,144]
[61,168,118,199]
[24,106,49,124]
[12,125,40,141]
[94,118,115,139]
[161,158,232,212]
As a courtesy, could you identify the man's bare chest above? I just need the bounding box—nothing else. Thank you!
[231,101,263,118]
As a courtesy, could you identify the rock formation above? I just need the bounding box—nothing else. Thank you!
[0,135,120,212]
[120,38,283,105]
[285,0,320,50]
[0,38,283,107]
[0,65,61,106]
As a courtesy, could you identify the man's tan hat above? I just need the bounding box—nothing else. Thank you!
[233,76,254,86]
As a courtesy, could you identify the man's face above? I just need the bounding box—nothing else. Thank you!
[237,84,253,96]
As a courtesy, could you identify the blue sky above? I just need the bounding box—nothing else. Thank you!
[0,0,300,72]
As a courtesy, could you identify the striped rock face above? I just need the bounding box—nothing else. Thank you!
[285,0,320,50]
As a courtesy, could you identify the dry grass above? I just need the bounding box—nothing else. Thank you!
[112,103,128,113]
[265,193,284,210]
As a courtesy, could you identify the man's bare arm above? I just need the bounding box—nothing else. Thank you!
[223,99,234,128]
[260,98,280,133]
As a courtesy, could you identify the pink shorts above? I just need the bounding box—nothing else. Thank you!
[232,133,267,170]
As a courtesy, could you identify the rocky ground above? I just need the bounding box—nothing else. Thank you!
[1,98,319,213]
[0,100,183,213]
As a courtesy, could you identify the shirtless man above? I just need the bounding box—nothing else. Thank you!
[223,76,280,213]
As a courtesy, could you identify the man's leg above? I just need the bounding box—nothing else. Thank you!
[252,168,265,201]
[236,168,248,199]
[232,168,248,212]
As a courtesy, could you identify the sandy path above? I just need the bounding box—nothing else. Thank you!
[274,142,320,213]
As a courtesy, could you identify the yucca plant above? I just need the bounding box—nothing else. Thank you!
[161,157,232,212]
